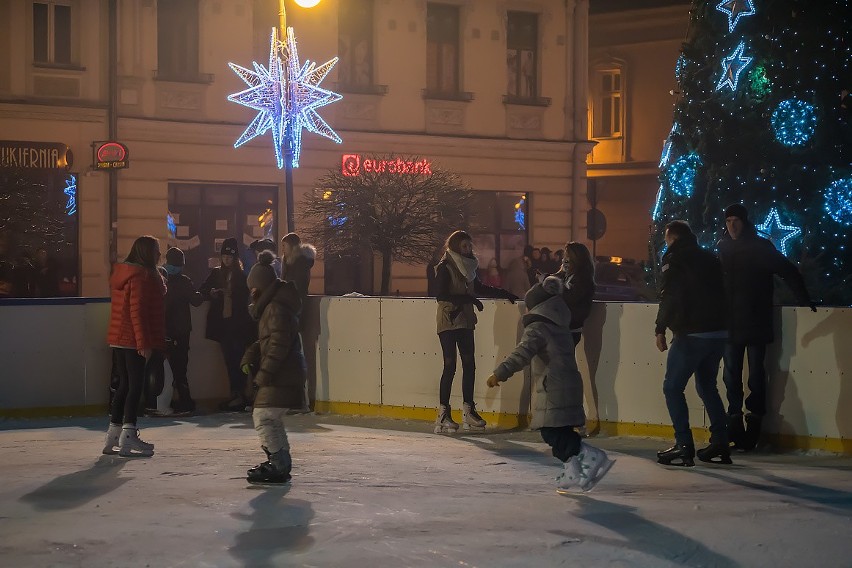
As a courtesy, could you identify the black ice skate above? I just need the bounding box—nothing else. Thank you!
[246,461,291,485]
[697,441,733,464]
[657,443,695,467]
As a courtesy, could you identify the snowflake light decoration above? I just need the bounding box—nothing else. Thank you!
[716,41,752,92]
[514,195,526,230]
[666,152,701,198]
[228,27,342,169]
[716,0,756,33]
[757,207,801,256]
[824,177,852,226]
[64,174,77,216]
[771,98,817,147]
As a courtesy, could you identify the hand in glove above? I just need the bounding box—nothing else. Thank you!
[472,298,484,312]
[809,302,818,312]
[504,291,519,304]
[486,374,501,388]
[241,363,252,376]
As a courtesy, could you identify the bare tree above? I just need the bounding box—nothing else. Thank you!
[301,155,473,295]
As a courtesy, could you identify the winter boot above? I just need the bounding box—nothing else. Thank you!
[728,414,746,449]
[434,404,459,434]
[462,402,486,430]
[247,449,292,485]
[657,443,695,467]
[741,414,762,451]
[697,441,733,464]
[118,426,154,457]
[556,455,584,495]
[102,423,123,455]
[576,442,615,492]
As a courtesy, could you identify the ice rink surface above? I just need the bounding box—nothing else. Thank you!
[0,413,850,568]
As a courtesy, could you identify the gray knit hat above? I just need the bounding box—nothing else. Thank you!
[247,250,278,291]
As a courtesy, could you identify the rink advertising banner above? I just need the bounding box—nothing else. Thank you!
[0,141,72,170]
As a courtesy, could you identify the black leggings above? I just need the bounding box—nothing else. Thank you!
[110,347,146,425]
[540,426,582,462]
[438,328,475,406]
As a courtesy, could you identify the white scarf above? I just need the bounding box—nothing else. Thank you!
[447,250,479,282]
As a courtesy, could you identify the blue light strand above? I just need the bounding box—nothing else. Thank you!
[64,174,77,216]
[715,0,756,33]
[823,177,852,226]
[716,41,753,92]
[756,207,802,257]
[666,152,702,198]
[771,98,817,147]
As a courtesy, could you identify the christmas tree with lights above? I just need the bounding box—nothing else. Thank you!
[652,0,852,305]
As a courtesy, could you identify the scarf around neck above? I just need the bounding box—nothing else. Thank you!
[447,250,479,283]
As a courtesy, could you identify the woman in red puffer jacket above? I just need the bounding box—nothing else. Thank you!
[104,235,166,457]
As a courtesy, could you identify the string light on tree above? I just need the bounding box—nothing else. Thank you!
[756,207,802,256]
[715,0,756,32]
[716,41,753,91]
[824,177,852,226]
[771,98,817,147]
[665,152,702,197]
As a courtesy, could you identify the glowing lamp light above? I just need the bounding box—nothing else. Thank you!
[294,0,321,7]
[756,208,802,257]
[716,41,752,92]
[771,99,817,147]
[824,178,852,226]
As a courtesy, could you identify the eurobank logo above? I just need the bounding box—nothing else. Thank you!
[341,154,433,177]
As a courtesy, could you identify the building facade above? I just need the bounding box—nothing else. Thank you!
[0,0,593,297]
[586,0,690,263]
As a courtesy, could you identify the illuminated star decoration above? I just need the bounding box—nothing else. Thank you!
[756,208,801,257]
[716,41,753,92]
[824,177,852,226]
[64,174,77,216]
[716,0,756,33]
[228,27,342,169]
[514,195,526,230]
[771,98,817,147]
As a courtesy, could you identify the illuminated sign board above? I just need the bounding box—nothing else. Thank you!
[0,141,72,170]
[94,141,129,169]
[341,154,433,177]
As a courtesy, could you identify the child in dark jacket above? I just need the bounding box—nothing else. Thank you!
[242,251,306,484]
[487,276,614,494]
[163,247,203,413]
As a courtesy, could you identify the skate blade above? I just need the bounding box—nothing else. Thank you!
[434,426,459,434]
[462,424,486,431]
[556,487,584,496]
[581,458,616,493]
[246,479,291,487]
[698,455,733,465]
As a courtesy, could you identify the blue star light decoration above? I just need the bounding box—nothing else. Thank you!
[716,41,753,92]
[824,177,852,226]
[228,27,342,169]
[716,0,756,33]
[64,174,77,216]
[757,208,801,256]
[771,98,817,147]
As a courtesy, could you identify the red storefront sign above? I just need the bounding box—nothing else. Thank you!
[342,154,432,177]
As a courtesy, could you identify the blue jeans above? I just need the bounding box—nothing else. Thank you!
[722,342,767,417]
[663,335,728,447]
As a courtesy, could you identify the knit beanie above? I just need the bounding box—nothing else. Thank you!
[165,247,185,267]
[250,238,276,253]
[247,250,278,291]
[724,203,749,221]
[220,237,239,257]
[524,275,564,309]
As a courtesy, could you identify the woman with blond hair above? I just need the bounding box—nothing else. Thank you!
[104,235,165,457]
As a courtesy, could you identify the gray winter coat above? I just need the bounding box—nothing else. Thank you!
[493,295,585,429]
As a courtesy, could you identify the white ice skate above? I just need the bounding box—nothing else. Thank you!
[576,442,614,492]
[102,423,122,455]
[118,427,155,457]
[434,405,459,434]
[462,402,486,430]
[556,456,584,495]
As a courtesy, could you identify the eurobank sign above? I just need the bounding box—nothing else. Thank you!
[341,154,433,177]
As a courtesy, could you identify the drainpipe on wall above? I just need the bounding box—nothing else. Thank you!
[570,0,592,244]
[108,0,118,264]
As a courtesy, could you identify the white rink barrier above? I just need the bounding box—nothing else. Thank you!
[1,297,849,453]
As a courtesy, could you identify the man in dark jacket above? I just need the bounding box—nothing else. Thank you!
[163,247,203,413]
[655,220,731,467]
[280,232,315,412]
[718,204,815,450]
[242,251,306,484]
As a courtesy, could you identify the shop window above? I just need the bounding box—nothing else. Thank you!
[167,184,277,287]
[33,1,72,65]
[506,11,538,100]
[467,191,528,277]
[593,68,624,138]
[426,3,460,95]
[156,0,201,82]
[0,168,79,297]
[338,0,374,90]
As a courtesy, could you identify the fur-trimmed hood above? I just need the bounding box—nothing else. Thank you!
[286,243,316,266]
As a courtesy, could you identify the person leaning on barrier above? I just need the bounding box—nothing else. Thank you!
[654,220,731,467]
[717,204,816,451]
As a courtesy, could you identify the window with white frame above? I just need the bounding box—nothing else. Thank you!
[593,68,624,138]
[506,11,538,100]
[32,1,72,65]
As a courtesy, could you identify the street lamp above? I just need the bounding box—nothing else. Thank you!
[227,0,342,233]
